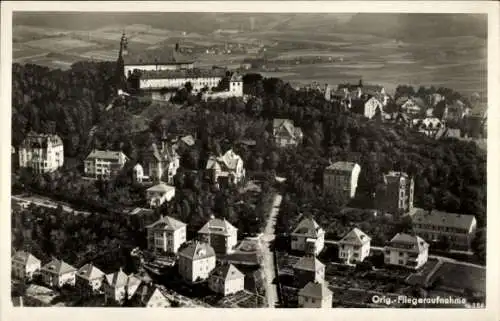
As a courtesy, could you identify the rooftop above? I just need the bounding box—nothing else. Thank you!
[124,46,194,66]
[293,256,325,272]
[325,161,359,172]
[12,251,40,266]
[291,217,323,238]
[146,215,186,231]
[139,68,226,80]
[339,228,371,245]
[20,132,63,148]
[147,182,175,194]
[387,233,428,252]
[206,149,243,172]
[198,217,237,236]
[86,149,127,161]
[41,258,76,275]
[77,263,105,281]
[178,242,216,261]
[412,208,476,231]
[210,263,244,281]
[298,281,332,299]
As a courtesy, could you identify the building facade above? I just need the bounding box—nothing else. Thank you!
[11,251,41,281]
[338,228,371,264]
[208,263,245,296]
[411,209,477,250]
[177,242,217,283]
[146,215,187,255]
[138,69,225,93]
[290,217,325,256]
[377,171,414,216]
[103,269,142,304]
[84,150,129,180]
[197,217,238,255]
[75,263,105,296]
[40,259,77,288]
[272,119,304,148]
[146,182,176,208]
[229,73,244,97]
[293,256,325,289]
[135,142,180,184]
[298,281,333,308]
[323,161,361,200]
[383,233,429,270]
[18,132,64,173]
[205,149,246,186]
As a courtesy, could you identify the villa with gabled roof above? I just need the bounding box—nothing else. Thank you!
[11,251,41,281]
[178,242,217,283]
[75,263,105,296]
[103,268,142,305]
[40,258,77,288]
[135,141,180,184]
[384,233,429,269]
[273,119,303,148]
[290,217,325,255]
[198,216,238,254]
[146,182,176,208]
[206,149,246,186]
[146,215,187,254]
[208,263,245,296]
[298,281,333,308]
[338,228,371,264]
[84,149,129,180]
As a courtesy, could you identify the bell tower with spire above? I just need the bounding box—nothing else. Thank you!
[114,31,128,92]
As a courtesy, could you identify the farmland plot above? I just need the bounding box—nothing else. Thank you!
[23,37,100,52]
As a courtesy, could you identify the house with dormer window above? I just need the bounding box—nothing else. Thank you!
[206,149,246,186]
[384,233,429,269]
[198,216,238,255]
[40,258,77,288]
[290,217,325,255]
[178,242,216,283]
[273,119,303,148]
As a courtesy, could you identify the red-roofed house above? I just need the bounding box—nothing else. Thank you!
[178,242,217,283]
[338,228,371,264]
[208,263,245,296]
[146,215,187,254]
[75,263,105,296]
[290,217,325,255]
[40,258,77,288]
[11,251,41,281]
[198,217,238,254]
[298,281,333,308]
[384,233,429,269]
[273,119,304,148]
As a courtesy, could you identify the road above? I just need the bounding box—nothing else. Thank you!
[12,194,91,216]
[324,240,485,269]
[260,193,282,308]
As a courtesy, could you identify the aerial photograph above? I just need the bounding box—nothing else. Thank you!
[10,11,487,309]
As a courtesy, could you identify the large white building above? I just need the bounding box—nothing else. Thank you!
[290,217,325,255]
[323,161,361,200]
[146,215,187,255]
[178,242,217,283]
[384,233,429,270]
[138,68,226,93]
[338,228,371,264]
[84,149,129,180]
[18,132,64,173]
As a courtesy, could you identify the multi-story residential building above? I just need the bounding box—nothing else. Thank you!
[411,209,477,250]
[40,258,77,288]
[323,161,361,200]
[146,215,187,255]
[377,171,414,216]
[103,268,142,305]
[293,256,325,288]
[75,263,105,296]
[135,142,180,184]
[18,132,64,173]
[197,217,238,255]
[272,119,304,148]
[84,149,129,180]
[177,242,216,283]
[298,281,333,308]
[338,228,371,264]
[205,149,246,186]
[146,182,176,208]
[11,251,41,281]
[351,96,384,119]
[396,96,428,116]
[208,263,245,296]
[290,217,325,256]
[384,233,429,270]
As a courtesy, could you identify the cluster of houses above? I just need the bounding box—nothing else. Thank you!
[11,252,168,307]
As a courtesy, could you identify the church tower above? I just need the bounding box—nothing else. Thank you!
[114,32,128,92]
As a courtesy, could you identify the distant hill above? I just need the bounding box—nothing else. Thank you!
[337,13,487,41]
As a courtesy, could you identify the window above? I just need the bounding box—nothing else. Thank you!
[399,252,404,256]
[398,259,404,265]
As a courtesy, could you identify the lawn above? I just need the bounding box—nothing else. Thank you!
[430,262,486,294]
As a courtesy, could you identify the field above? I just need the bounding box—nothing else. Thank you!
[12,23,487,102]
[430,262,486,294]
